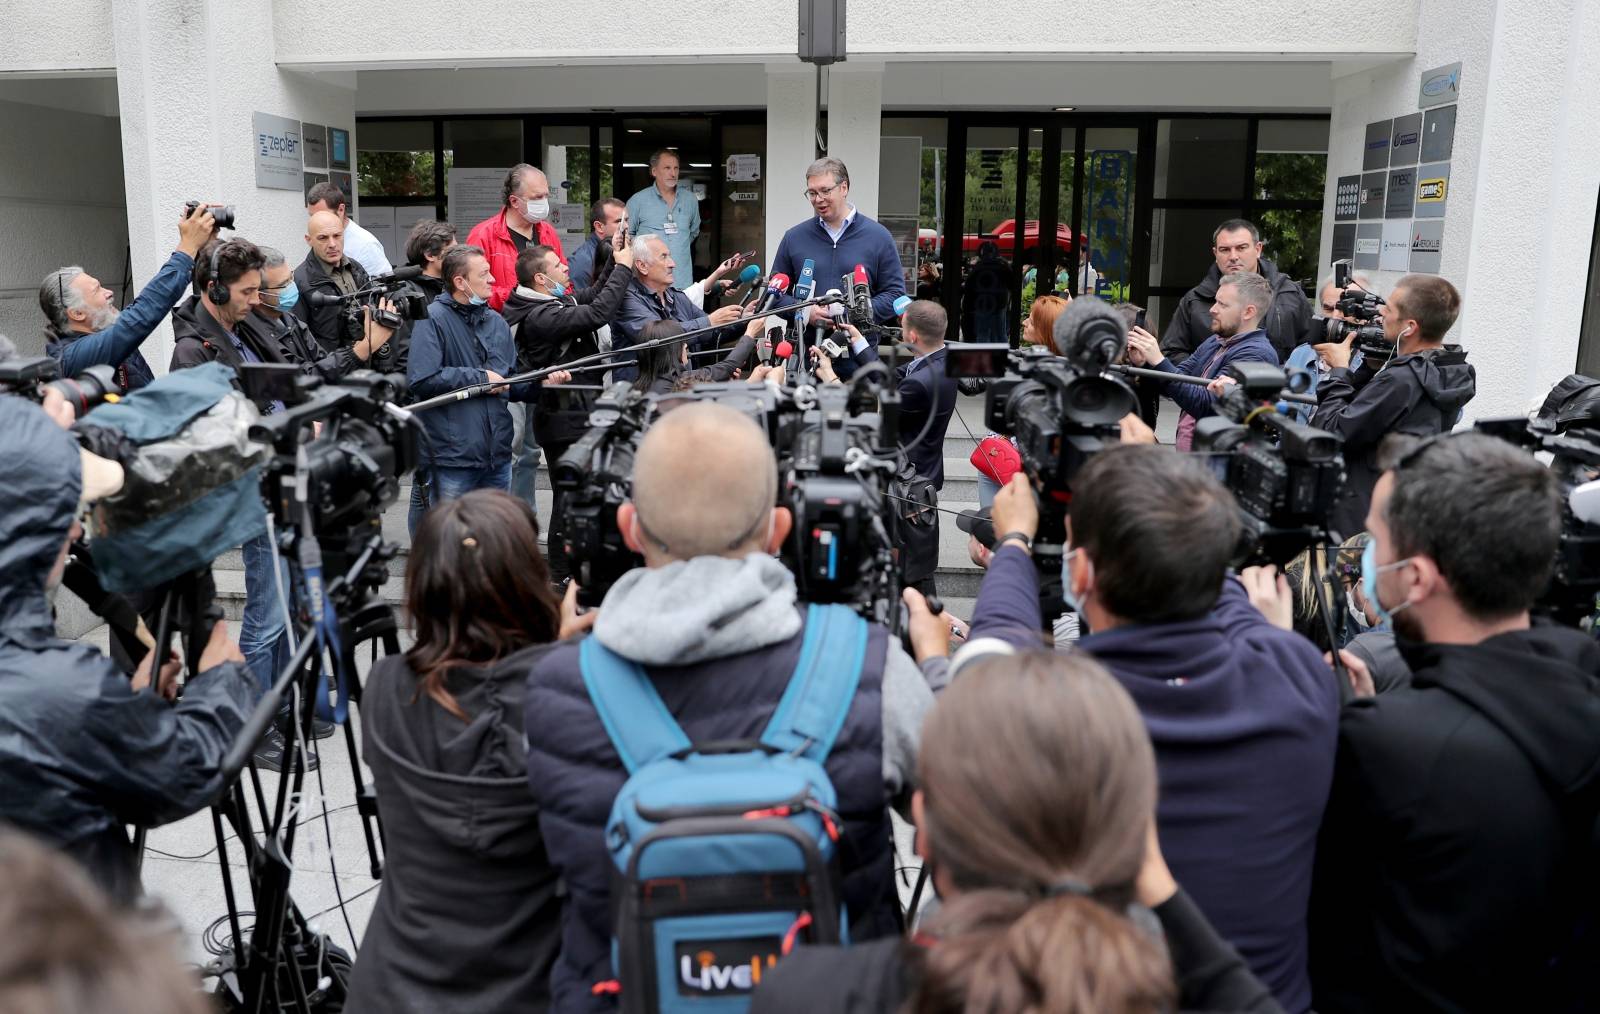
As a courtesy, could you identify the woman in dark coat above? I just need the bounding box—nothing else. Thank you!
[346,490,565,1013]
[632,317,760,396]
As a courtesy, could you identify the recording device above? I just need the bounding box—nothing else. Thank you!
[752,272,792,317]
[792,258,817,328]
[846,264,872,325]
[1133,307,1148,331]
[893,294,913,317]
[305,264,430,329]
[1192,361,1346,567]
[184,199,236,230]
[0,356,118,418]
[554,378,907,628]
[1312,259,1389,362]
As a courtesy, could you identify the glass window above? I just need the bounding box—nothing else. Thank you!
[543,125,591,210]
[960,127,1022,343]
[1258,208,1322,291]
[1150,206,1243,324]
[1154,119,1247,200]
[879,117,947,304]
[443,119,521,169]
[597,126,614,206]
[1256,119,1329,202]
[356,120,436,198]
[619,118,716,280]
[1083,127,1138,302]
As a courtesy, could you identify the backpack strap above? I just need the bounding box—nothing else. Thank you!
[761,604,869,763]
[579,638,691,775]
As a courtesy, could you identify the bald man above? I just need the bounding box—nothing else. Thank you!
[523,401,948,1011]
[293,208,373,355]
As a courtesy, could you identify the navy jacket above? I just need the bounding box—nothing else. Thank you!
[566,233,605,291]
[1151,327,1279,420]
[0,398,254,904]
[896,346,959,488]
[45,250,196,392]
[523,617,896,1013]
[611,277,721,383]
[772,213,907,324]
[1161,258,1312,364]
[407,292,537,471]
[961,548,1338,1013]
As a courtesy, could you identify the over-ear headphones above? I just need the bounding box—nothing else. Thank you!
[205,241,229,306]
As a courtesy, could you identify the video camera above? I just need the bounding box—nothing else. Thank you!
[554,378,906,629]
[1193,361,1346,566]
[304,265,430,331]
[0,356,118,418]
[1310,258,1389,363]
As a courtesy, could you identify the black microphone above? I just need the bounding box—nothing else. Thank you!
[372,264,424,284]
[848,264,873,325]
[1052,296,1128,372]
[751,272,792,317]
[305,289,343,307]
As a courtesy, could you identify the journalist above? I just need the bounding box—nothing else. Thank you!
[771,157,907,326]
[293,209,376,358]
[1310,433,1600,1013]
[347,490,564,1014]
[612,234,745,382]
[466,163,565,311]
[522,401,946,1011]
[406,245,570,527]
[631,317,759,395]
[624,150,699,289]
[955,454,1338,1013]
[39,202,216,391]
[239,246,397,382]
[400,219,458,532]
[0,396,253,903]
[1310,274,1475,538]
[306,181,391,277]
[754,653,1280,1014]
[567,197,626,290]
[1160,219,1310,363]
[503,239,635,580]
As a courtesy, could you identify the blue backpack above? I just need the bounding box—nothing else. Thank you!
[580,603,868,1013]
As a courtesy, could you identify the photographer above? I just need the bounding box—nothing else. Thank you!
[954,454,1337,1013]
[39,202,216,392]
[522,401,946,1011]
[0,396,253,904]
[238,246,396,382]
[1310,433,1600,1013]
[1309,274,1475,538]
[293,209,375,356]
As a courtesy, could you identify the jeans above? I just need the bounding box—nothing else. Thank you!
[239,532,290,697]
[407,467,430,538]
[509,402,541,511]
[432,460,514,504]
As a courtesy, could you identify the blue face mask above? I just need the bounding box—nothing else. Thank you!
[274,279,299,311]
[467,292,488,306]
[549,281,567,298]
[1360,539,1412,630]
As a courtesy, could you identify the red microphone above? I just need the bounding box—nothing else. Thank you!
[751,273,792,317]
[848,264,872,324]
[774,340,794,360]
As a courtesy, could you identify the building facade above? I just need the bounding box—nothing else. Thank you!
[1,0,1595,419]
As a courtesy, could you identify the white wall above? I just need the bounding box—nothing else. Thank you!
[0,0,114,73]
[1319,0,1600,420]
[0,98,127,359]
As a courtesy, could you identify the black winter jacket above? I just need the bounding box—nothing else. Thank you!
[1310,627,1600,1012]
[237,307,358,383]
[751,888,1282,1014]
[168,295,292,412]
[0,398,254,904]
[1310,344,1476,538]
[347,644,562,1014]
[291,251,378,357]
[1161,258,1312,363]
[635,333,757,396]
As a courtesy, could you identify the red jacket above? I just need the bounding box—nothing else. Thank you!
[465,209,566,311]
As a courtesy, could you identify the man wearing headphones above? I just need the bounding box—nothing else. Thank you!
[1309,274,1476,538]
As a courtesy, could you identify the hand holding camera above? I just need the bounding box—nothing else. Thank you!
[358,299,398,361]
[177,202,221,259]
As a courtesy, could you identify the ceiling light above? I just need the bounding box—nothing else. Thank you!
[688,162,711,168]
[626,128,643,134]
[623,162,647,168]
[1053,106,1075,112]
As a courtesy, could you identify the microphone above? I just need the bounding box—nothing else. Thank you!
[757,313,786,364]
[372,264,424,284]
[305,289,343,308]
[1052,295,1128,373]
[848,264,872,324]
[736,263,761,289]
[792,258,817,331]
[893,294,913,317]
[752,273,791,318]
[774,339,794,361]
[823,292,850,356]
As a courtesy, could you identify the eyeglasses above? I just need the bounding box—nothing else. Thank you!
[803,183,841,201]
[1321,302,1340,313]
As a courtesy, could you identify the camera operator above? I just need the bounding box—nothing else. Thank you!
[39,202,217,392]
[293,209,375,356]
[306,181,391,277]
[1310,433,1600,1012]
[953,454,1337,1012]
[521,401,947,1011]
[1160,219,1310,364]
[404,218,457,301]
[407,245,571,523]
[1309,274,1475,538]
[238,246,396,382]
[1126,272,1279,450]
[0,396,253,904]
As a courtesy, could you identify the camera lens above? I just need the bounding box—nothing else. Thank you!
[212,205,237,230]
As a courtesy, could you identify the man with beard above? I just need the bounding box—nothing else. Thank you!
[1311,433,1600,1012]
[39,203,216,391]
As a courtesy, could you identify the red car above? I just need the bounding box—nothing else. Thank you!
[918,219,1086,258]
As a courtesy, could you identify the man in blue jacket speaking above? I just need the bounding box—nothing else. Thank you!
[39,202,218,392]
[771,157,907,328]
[407,244,569,530]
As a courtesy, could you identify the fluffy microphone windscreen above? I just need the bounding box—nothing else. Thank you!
[1051,296,1127,371]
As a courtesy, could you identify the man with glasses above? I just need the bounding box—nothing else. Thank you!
[771,157,907,329]
[239,246,397,382]
[625,150,699,290]
[1161,218,1310,364]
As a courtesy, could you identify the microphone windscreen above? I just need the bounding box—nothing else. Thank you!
[768,273,791,292]
[853,264,869,284]
[738,264,761,284]
[1052,296,1127,370]
[775,340,794,359]
[377,264,424,283]
[893,295,913,316]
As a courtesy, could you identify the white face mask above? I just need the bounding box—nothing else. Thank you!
[1346,588,1373,633]
[1061,547,1086,615]
[524,196,550,222]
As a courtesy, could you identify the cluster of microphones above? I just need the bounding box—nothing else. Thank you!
[721,259,893,368]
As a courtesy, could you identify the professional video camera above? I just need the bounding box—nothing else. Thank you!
[554,377,907,629]
[1192,361,1346,567]
[304,264,431,332]
[1476,375,1600,627]
[1309,258,1390,363]
[0,356,118,417]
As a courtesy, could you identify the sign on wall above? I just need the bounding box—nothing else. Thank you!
[1414,162,1451,219]
[1334,175,1361,222]
[1331,224,1357,265]
[1354,223,1383,271]
[1358,172,1387,220]
[253,112,303,191]
[1418,62,1462,109]
[1410,220,1444,273]
[1386,167,1417,219]
[329,128,351,171]
[302,123,328,171]
[1380,220,1412,271]
[448,167,509,227]
[1420,105,1457,163]
[1389,113,1421,167]
[1363,120,1393,171]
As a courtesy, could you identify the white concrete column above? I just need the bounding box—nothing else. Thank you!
[765,63,819,272]
[111,0,356,375]
[824,63,885,221]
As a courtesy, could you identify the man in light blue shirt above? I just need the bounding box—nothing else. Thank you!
[624,149,700,290]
